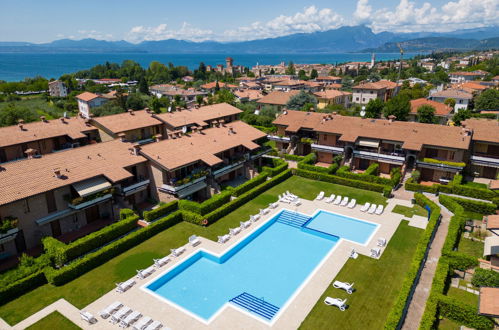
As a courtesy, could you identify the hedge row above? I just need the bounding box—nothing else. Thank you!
[178,190,232,215]
[336,165,394,186]
[471,268,499,287]
[143,200,178,222]
[44,212,183,286]
[231,171,269,197]
[0,270,47,305]
[438,295,494,329]
[405,178,498,201]
[446,196,497,215]
[282,154,305,161]
[419,259,451,330]
[262,158,289,177]
[364,163,379,176]
[384,193,441,329]
[296,153,339,175]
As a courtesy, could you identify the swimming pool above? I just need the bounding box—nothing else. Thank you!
[144,209,377,323]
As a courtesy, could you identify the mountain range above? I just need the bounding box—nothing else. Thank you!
[0,25,498,54]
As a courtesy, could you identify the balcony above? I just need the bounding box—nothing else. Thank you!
[68,189,114,210]
[0,218,19,244]
[250,147,272,160]
[267,135,290,143]
[160,176,207,194]
[353,149,405,164]
[470,154,499,168]
[416,158,465,172]
[212,158,247,178]
[121,179,150,196]
[311,143,344,154]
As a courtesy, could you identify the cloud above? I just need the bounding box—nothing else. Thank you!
[125,22,214,43]
[55,30,114,41]
[353,0,372,24]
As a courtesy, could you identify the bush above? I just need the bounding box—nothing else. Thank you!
[334,165,393,186]
[364,163,379,176]
[390,167,402,187]
[0,271,47,305]
[438,295,494,330]
[411,170,420,182]
[451,184,498,201]
[263,159,288,177]
[447,196,496,215]
[282,154,305,161]
[119,208,135,220]
[143,200,178,222]
[422,158,466,168]
[405,178,439,193]
[472,268,499,287]
[232,171,269,197]
[452,174,463,185]
[178,190,232,215]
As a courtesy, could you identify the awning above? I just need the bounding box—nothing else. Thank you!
[357,138,379,148]
[484,236,499,256]
[72,176,111,197]
[36,209,76,226]
[177,181,207,198]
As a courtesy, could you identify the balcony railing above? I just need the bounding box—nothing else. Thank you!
[122,179,150,196]
[267,135,290,143]
[160,176,207,194]
[470,154,499,168]
[311,143,344,154]
[353,150,405,164]
[213,159,246,178]
[68,193,113,210]
[416,158,465,171]
[250,147,272,160]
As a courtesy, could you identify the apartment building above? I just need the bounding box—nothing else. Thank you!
[0,140,149,259]
[429,89,473,111]
[315,76,342,85]
[139,121,267,202]
[48,80,68,97]
[462,119,499,179]
[149,84,207,104]
[76,92,113,119]
[408,98,454,124]
[314,90,352,109]
[256,90,300,110]
[0,116,99,163]
[449,71,489,84]
[352,80,399,105]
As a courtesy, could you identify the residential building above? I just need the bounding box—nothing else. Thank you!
[478,287,499,319]
[315,76,342,85]
[200,82,238,92]
[234,89,264,102]
[0,116,99,163]
[462,119,499,179]
[408,98,454,124]
[451,81,489,95]
[48,80,68,97]
[76,92,112,119]
[313,90,352,109]
[449,70,489,84]
[149,84,206,104]
[352,80,399,105]
[272,80,305,92]
[139,121,267,201]
[256,90,300,110]
[0,140,150,259]
[429,89,473,111]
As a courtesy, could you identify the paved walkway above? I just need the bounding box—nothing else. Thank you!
[401,197,451,330]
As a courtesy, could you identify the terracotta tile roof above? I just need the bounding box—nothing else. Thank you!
[489,180,499,190]
[0,140,146,206]
[316,76,342,80]
[458,82,488,90]
[154,103,242,129]
[479,287,499,317]
[0,117,97,148]
[200,82,238,89]
[273,110,324,133]
[76,92,102,102]
[257,90,300,106]
[140,121,266,170]
[314,90,352,99]
[325,83,342,89]
[273,80,305,86]
[450,71,488,76]
[462,119,499,144]
[92,110,163,134]
[486,215,499,229]
[410,98,453,116]
[353,80,398,90]
[234,89,264,101]
[375,80,399,89]
[431,89,473,99]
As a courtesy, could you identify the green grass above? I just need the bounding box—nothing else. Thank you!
[392,204,427,218]
[446,287,479,306]
[0,176,386,325]
[299,221,423,330]
[437,317,461,330]
[457,235,484,259]
[0,96,68,124]
[25,311,81,330]
[462,211,485,221]
[462,181,488,189]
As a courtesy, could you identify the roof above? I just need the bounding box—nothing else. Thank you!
[154,103,242,129]
[486,215,499,229]
[273,111,324,133]
[431,89,473,99]
[92,110,163,134]
[410,98,453,116]
[76,92,102,102]
[479,287,499,316]
[450,71,488,76]
[140,121,266,170]
[0,116,97,148]
[200,82,237,89]
[314,90,352,99]
[353,80,398,90]
[234,89,264,101]
[273,80,305,86]
[257,90,300,106]
[490,180,499,190]
[462,119,499,144]
[0,140,146,206]
[316,76,341,80]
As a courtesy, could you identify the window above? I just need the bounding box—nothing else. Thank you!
[356,97,359,101]
[45,191,57,213]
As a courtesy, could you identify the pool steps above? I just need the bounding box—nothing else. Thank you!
[275,210,311,228]
[229,292,280,320]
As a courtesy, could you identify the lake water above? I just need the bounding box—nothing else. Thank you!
[0,53,418,81]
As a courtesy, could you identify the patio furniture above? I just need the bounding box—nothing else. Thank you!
[260,208,270,215]
[325,194,336,203]
[80,311,97,324]
[133,316,153,330]
[375,205,384,215]
[347,199,356,208]
[333,195,342,205]
[333,281,354,294]
[144,320,163,330]
[250,214,260,222]
[240,220,251,229]
[116,279,136,293]
[360,202,370,212]
[153,256,170,268]
[350,249,358,259]
[293,199,301,206]
[217,234,230,243]
[324,297,347,311]
[316,191,325,200]
[368,204,377,214]
[269,202,278,209]
[377,237,387,247]
[189,235,201,247]
[100,301,123,319]
[137,266,155,279]
[340,197,349,207]
[170,246,186,257]
[370,248,381,258]
[120,310,142,328]
[230,227,241,236]
[110,306,132,324]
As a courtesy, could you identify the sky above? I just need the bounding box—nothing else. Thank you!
[0,0,497,43]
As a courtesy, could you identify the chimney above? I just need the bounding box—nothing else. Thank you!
[155,134,162,142]
[118,132,126,142]
[195,104,200,109]
[53,168,62,178]
[60,117,66,124]
[144,107,151,114]
[228,126,235,135]
[40,116,47,122]
[176,106,181,112]
[131,144,141,156]
[388,115,396,123]
[128,109,134,115]
[25,148,37,159]
[18,123,24,130]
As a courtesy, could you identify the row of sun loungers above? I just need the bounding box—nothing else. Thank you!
[99,301,164,329]
[218,210,265,244]
[279,192,301,206]
[116,279,136,293]
[136,266,156,280]
[360,202,384,215]
[317,192,357,209]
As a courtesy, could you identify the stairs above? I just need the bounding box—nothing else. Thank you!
[275,210,310,228]
[229,292,280,321]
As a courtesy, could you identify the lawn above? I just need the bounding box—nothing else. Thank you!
[392,204,427,218]
[462,210,485,221]
[457,235,484,259]
[0,96,68,125]
[462,181,488,190]
[437,317,461,330]
[0,176,386,325]
[25,311,81,330]
[446,287,479,306]
[299,221,423,330]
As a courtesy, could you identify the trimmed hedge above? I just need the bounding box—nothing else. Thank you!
[178,190,232,215]
[282,154,305,161]
[405,178,439,193]
[262,158,289,177]
[44,212,183,286]
[390,167,402,187]
[405,178,498,201]
[143,200,178,222]
[364,163,379,176]
[296,153,339,175]
[336,165,394,186]
[422,158,466,168]
[452,184,498,201]
[471,268,499,287]
[0,270,47,305]
[438,295,494,329]
[231,171,269,197]
[384,193,441,329]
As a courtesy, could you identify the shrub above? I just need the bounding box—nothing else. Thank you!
[178,190,232,215]
[452,174,463,185]
[263,159,288,177]
[364,163,379,176]
[143,200,178,222]
[232,171,269,197]
[404,178,439,193]
[390,167,402,187]
[472,268,499,287]
[333,165,393,186]
[0,271,47,305]
[119,208,135,220]
[438,295,494,330]
[282,154,305,161]
[422,158,466,168]
[451,184,498,201]
[411,170,420,182]
[446,196,496,215]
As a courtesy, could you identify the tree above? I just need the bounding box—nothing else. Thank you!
[417,105,436,124]
[286,91,317,110]
[364,98,384,118]
[213,89,236,105]
[149,97,162,114]
[214,81,220,93]
[138,76,149,94]
[298,70,308,81]
[475,89,499,110]
[310,69,318,80]
[196,94,204,106]
[452,109,472,126]
[444,98,456,109]
[0,103,36,127]
[91,102,125,117]
[126,93,146,110]
[285,62,296,75]
[368,73,381,82]
[383,94,411,121]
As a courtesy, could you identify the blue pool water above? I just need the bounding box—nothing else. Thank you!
[145,209,376,322]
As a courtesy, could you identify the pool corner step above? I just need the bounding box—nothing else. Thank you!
[229,292,280,321]
[275,210,310,228]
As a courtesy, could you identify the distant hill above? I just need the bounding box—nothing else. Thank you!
[363,37,499,52]
[0,25,497,54]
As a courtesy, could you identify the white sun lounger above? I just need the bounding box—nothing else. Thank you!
[80,310,97,324]
[293,199,301,206]
[153,256,170,268]
[133,316,153,330]
[325,194,336,203]
[217,234,230,243]
[350,249,358,259]
[120,310,142,327]
[377,237,387,247]
[370,248,381,258]
[375,204,384,215]
[110,306,132,324]
[230,227,241,236]
[189,235,201,246]
[250,214,260,222]
[333,195,342,205]
[360,202,370,212]
[324,297,347,311]
[316,191,325,200]
[144,320,163,330]
[368,204,377,214]
[269,202,278,209]
[116,279,136,293]
[136,266,155,279]
[333,281,354,294]
[240,220,251,229]
[286,191,297,198]
[170,246,186,257]
[340,197,349,206]
[260,208,270,215]
[347,199,356,208]
[100,301,123,319]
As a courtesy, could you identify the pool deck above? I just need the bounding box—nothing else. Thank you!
[69,197,425,330]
